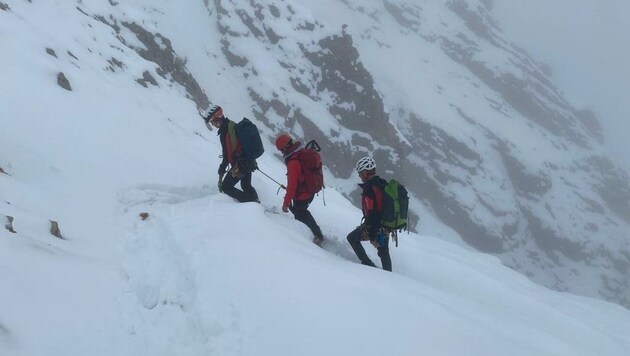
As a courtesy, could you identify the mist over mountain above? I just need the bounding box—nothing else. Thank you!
[492,0,630,176]
[2,0,629,310]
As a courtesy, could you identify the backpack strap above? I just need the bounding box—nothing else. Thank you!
[227,121,237,154]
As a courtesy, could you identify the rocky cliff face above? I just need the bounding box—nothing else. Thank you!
[24,0,630,307]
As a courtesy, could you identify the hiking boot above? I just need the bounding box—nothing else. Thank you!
[312,236,325,247]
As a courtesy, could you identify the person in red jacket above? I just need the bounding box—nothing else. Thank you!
[275,134,325,246]
[346,156,392,271]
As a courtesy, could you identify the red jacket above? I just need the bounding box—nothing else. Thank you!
[360,175,387,237]
[282,148,313,209]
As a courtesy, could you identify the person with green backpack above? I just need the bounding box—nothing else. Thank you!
[346,156,392,271]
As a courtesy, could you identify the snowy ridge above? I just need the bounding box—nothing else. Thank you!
[2,1,630,354]
[4,170,630,354]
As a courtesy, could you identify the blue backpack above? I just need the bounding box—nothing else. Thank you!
[228,118,264,160]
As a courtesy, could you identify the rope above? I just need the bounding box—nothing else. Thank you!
[257,168,286,192]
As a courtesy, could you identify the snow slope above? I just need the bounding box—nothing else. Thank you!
[1,1,630,355]
[5,176,630,355]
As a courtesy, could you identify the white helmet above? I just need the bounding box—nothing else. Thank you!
[204,105,223,123]
[355,156,376,173]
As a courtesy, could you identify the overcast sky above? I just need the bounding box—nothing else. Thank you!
[492,0,630,173]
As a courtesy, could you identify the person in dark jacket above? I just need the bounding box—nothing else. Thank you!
[275,134,325,246]
[204,105,259,203]
[346,156,392,271]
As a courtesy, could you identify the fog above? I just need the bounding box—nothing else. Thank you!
[492,0,630,173]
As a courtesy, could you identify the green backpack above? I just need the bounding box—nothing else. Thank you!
[380,179,409,245]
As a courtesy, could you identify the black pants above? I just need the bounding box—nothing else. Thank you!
[221,170,259,203]
[289,196,323,238]
[347,226,392,271]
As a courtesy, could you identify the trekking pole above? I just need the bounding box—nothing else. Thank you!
[257,168,286,193]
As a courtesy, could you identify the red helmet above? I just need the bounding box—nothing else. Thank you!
[275,134,293,151]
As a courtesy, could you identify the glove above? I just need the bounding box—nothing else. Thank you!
[237,159,256,173]
[359,226,370,241]
[218,164,227,176]
[218,173,224,192]
[282,205,289,213]
[230,164,243,178]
